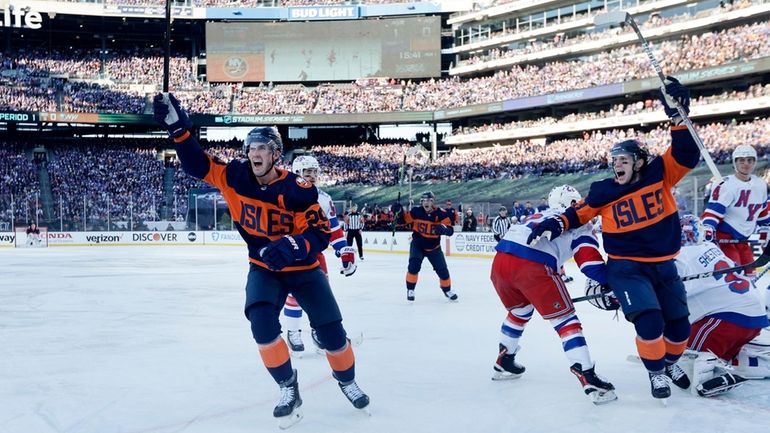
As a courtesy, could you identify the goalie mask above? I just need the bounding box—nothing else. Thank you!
[585,279,620,311]
[547,185,581,211]
[680,213,703,246]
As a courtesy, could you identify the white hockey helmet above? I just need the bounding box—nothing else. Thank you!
[548,185,582,211]
[732,144,757,169]
[679,213,703,246]
[291,155,320,176]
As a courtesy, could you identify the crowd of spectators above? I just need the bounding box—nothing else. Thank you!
[46,141,165,229]
[0,143,42,226]
[2,17,768,115]
[452,83,770,136]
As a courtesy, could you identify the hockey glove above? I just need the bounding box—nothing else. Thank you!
[585,279,620,311]
[434,224,452,236]
[391,202,403,216]
[658,76,690,124]
[526,216,564,246]
[338,246,357,277]
[260,235,309,271]
[703,225,716,243]
[153,93,192,139]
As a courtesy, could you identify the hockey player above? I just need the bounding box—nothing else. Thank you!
[701,144,770,275]
[392,191,457,302]
[527,77,699,401]
[674,214,770,396]
[25,223,41,247]
[153,94,369,428]
[283,155,357,354]
[490,185,617,405]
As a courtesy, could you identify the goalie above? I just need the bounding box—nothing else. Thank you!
[588,214,770,397]
[25,223,42,247]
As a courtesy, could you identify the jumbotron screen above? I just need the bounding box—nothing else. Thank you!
[206,17,441,82]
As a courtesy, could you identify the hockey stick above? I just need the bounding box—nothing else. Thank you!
[163,0,172,92]
[717,238,761,245]
[573,243,770,303]
[593,11,722,182]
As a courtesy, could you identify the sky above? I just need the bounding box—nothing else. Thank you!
[1,246,768,433]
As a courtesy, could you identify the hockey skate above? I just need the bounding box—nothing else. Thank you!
[274,370,303,429]
[287,330,305,354]
[407,289,415,302]
[561,275,574,283]
[310,328,325,351]
[338,379,371,413]
[569,363,617,405]
[665,362,690,390]
[492,344,525,380]
[696,372,747,397]
[648,371,671,404]
[442,288,458,301]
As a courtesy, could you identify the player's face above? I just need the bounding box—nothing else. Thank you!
[301,168,318,184]
[421,197,434,210]
[247,142,278,179]
[612,154,639,185]
[734,156,756,178]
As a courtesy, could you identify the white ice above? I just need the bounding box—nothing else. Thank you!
[1,246,769,433]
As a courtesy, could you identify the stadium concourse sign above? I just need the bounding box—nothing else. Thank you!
[0,5,42,29]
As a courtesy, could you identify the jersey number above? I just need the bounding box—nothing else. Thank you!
[713,260,750,294]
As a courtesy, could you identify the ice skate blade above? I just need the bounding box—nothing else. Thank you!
[656,397,668,407]
[289,350,304,359]
[589,390,618,405]
[278,408,303,429]
[491,369,523,381]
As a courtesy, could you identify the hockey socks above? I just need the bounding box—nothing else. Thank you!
[551,313,592,368]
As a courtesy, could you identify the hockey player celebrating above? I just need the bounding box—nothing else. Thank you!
[490,185,617,405]
[392,191,457,302]
[527,77,700,402]
[283,155,357,354]
[674,214,770,396]
[701,144,770,275]
[153,94,369,428]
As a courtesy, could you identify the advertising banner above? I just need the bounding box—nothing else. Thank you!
[46,231,203,246]
[0,232,15,248]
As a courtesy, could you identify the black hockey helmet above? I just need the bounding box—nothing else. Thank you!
[610,139,648,163]
[243,126,283,156]
[420,191,435,201]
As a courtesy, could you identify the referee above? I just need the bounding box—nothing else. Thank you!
[491,206,512,242]
[345,203,365,260]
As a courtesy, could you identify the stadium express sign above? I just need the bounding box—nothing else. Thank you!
[0,6,42,29]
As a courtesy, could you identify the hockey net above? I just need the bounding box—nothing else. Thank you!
[15,226,48,248]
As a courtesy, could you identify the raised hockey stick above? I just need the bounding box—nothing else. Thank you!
[573,243,770,303]
[163,0,172,92]
[593,11,722,182]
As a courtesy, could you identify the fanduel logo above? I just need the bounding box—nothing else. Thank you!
[0,7,43,29]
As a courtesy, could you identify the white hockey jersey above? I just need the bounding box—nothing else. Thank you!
[496,209,607,284]
[675,243,768,329]
[702,175,770,239]
[317,188,346,253]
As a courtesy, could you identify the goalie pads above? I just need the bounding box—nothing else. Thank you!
[585,279,620,311]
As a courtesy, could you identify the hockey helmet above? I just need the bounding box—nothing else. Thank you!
[610,139,648,164]
[420,191,435,205]
[548,185,582,211]
[679,213,703,246]
[292,155,320,176]
[732,144,757,171]
[243,126,283,156]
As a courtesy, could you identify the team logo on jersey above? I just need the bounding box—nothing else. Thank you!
[224,56,248,79]
[296,177,312,188]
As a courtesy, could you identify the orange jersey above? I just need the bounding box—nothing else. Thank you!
[399,206,454,251]
[175,134,331,271]
[561,126,700,262]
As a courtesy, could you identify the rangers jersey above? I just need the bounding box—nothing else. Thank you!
[675,243,768,329]
[496,209,607,284]
[702,175,770,239]
[317,188,347,254]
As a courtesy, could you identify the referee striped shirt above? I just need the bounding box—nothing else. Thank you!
[491,215,511,237]
[346,212,365,230]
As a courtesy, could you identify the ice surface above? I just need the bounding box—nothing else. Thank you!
[1,247,768,433]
